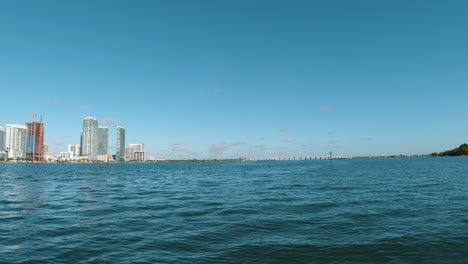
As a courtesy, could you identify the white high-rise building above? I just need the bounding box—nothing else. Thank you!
[5,124,27,159]
[82,117,98,160]
[129,143,144,153]
[67,144,80,159]
[126,144,145,161]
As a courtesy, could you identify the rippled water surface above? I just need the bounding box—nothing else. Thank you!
[1,158,468,263]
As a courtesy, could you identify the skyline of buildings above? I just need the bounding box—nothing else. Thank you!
[0,115,145,162]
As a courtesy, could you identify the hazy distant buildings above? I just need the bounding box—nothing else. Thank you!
[125,147,132,161]
[5,124,27,159]
[133,152,145,161]
[97,127,108,155]
[26,119,45,162]
[59,151,71,160]
[116,127,125,161]
[129,143,144,153]
[44,152,54,161]
[82,117,98,160]
[67,144,80,160]
[125,143,145,161]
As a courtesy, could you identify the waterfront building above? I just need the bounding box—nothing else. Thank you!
[26,118,45,162]
[43,144,48,153]
[5,124,27,159]
[97,127,108,155]
[96,154,110,162]
[116,127,125,161]
[0,128,5,159]
[125,147,132,161]
[133,152,145,161]
[0,127,5,151]
[82,117,99,160]
[59,151,71,160]
[44,152,55,161]
[129,143,144,153]
[67,144,80,159]
[126,144,145,161]
[79,131,83,156]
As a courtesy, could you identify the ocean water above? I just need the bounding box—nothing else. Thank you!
[1,157,467,263]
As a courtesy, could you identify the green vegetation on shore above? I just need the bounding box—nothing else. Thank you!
[431,143,468,156]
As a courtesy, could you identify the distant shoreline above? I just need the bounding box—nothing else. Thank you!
[0,155,453,164]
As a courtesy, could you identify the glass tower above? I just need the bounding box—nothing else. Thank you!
[116,127,125,161]
[0,127,5,151]
[98,127,108,155]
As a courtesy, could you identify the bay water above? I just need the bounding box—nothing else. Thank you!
[1,157,467,263]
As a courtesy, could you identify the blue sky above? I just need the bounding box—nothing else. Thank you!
[1,0,467,158]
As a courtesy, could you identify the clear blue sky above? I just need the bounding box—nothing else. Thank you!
[1,0,467,158]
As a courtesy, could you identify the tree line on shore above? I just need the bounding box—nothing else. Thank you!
[431,143,468,156]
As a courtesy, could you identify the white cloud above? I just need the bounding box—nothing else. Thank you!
[209,141,247,155]
[171,143,197,156]
[99,117,118,126]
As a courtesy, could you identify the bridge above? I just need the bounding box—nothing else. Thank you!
[241,156,353,161]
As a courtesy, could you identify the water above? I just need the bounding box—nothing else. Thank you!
[1,157,467,263]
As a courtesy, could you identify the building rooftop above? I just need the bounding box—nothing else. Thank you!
[5,124,27,128]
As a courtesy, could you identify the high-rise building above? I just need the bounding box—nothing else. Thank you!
[0,127,5,151]
[5,124,27,159]
[79,131,83,156]
[0,127,5,159]
[68,144,80,156]
[82,117,98,160]
[126,143,145,161]
[97,127,108,155]
[26,117,45,162]
[116,126,125,161]
[129,143,144,153]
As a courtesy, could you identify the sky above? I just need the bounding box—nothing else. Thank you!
[0,0,467,159]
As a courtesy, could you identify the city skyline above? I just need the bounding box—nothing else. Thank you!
[1,1,467,158]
